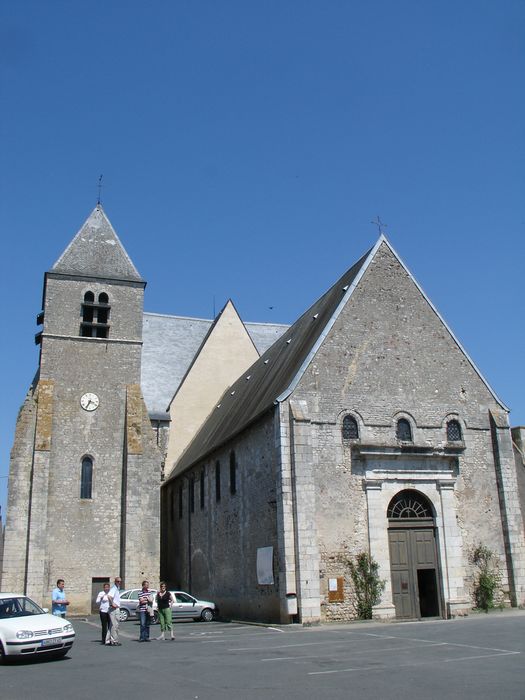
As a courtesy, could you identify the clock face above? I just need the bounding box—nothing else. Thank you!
[80,392,100,411]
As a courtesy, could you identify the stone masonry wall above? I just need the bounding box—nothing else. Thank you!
[512,427,525,538]
[290,242,519,618]
[163,413,282,622]
[1,386,38,592]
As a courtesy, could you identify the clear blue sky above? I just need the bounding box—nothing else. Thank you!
[1,1,524,516]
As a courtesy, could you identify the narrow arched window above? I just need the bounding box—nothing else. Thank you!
[447,419,462,442]
[189,476,195,513]
[229,451,237,495]
[215,461,221,502]
[396,418,412,442]
[80,456,93,499]
[342,415,359,440]
[200,470,205,510]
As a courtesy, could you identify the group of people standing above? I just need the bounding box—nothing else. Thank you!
[97,578,175,644]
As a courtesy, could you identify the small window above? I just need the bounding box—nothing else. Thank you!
[447,419,462,442]
[200,470,205,509]
[396,418,412,442]
[342,415,359,440]
[229,451,237,495]
[215,461,221,502]
[80,456,93,499]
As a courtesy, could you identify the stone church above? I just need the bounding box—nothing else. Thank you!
[2,205,524,622]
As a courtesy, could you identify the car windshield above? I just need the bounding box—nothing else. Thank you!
[0,596,45,619]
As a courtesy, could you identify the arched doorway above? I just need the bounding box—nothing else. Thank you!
[387,490,443,619]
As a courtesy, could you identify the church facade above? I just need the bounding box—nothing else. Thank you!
[2,205,524,621]
[161,236,525,623]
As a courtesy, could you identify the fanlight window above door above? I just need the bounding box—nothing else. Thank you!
[387,491,433,519]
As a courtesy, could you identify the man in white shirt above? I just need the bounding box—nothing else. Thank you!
[107,576,122,646]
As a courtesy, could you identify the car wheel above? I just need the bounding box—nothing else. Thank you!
[0,642,5,663]
[119,608,129,622]
[200,608,214,622]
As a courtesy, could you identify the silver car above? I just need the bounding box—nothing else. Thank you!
[118,589,216,623]
[169,591,216,622]
[118,588,157,622]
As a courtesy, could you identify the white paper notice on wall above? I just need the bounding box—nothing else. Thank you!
[257,546,274,585]
[328,578,338,592]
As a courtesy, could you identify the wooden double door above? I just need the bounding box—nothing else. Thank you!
[388,525,442,619]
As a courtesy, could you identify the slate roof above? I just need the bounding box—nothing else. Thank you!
[51,205,144,282]
[167,244,374,479]
[141,312,289,418]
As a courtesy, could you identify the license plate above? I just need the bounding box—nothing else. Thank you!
[41,637,61,647]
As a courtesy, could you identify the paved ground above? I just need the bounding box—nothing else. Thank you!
[1,611,524,700]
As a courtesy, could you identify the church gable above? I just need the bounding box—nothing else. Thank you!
[51,205,143,282]
[165,300,261,473]
[296,240,506,429]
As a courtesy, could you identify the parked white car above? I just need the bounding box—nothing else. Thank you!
[0,593,75,661]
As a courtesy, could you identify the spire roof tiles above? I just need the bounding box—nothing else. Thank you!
[51,205,144,282]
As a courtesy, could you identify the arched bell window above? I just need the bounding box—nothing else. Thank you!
[342,415,359,440]
[81,291,110,338]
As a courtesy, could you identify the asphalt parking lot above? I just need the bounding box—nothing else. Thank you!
[1,611,524,700]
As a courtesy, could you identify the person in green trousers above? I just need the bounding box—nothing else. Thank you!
[155,582,175,640]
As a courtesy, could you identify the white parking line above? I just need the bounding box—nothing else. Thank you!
[227,632,437,652]
[308,648,521,676]
[261,642,446,662]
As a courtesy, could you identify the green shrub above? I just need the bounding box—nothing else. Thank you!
[348,551,386,619]
[471,544,501,612]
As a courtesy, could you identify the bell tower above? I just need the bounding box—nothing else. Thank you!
[2,206,161,612]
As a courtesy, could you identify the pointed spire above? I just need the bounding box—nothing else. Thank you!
[51,205,144,282]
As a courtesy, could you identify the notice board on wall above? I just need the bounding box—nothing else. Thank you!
[328,576,344,602]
